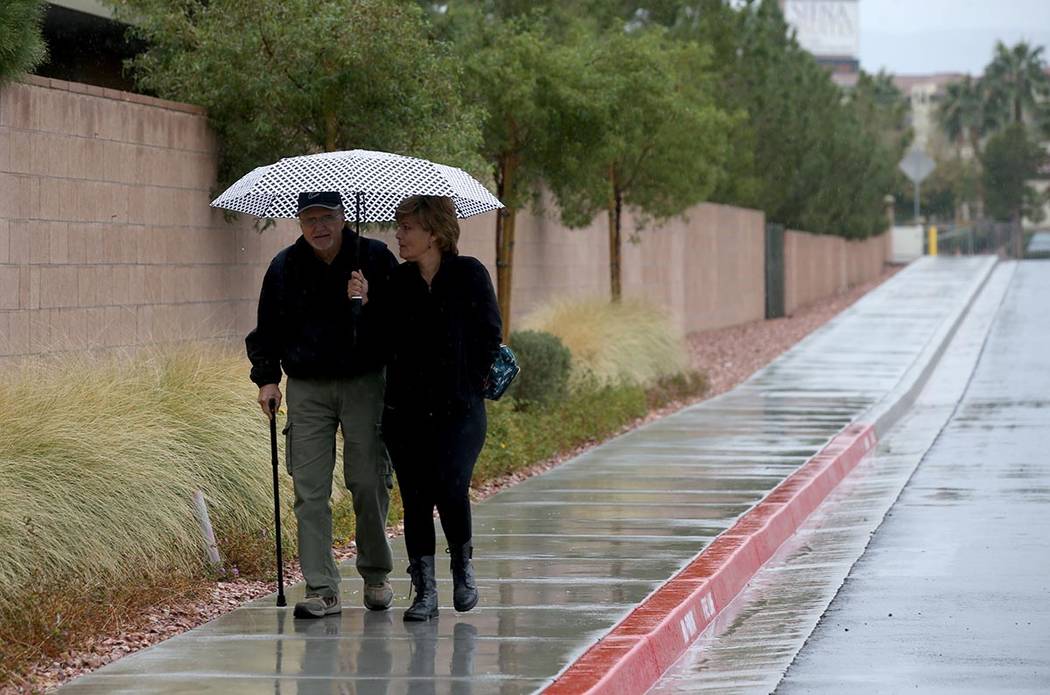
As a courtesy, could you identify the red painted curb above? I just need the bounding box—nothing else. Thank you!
[543,422,878,694]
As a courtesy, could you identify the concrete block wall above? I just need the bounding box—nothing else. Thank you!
[622,203,766,333]
[0,76,298,364]
[1,77,889,363]
[784,229,890,316]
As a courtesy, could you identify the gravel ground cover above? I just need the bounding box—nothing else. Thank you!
[15,265,900,694]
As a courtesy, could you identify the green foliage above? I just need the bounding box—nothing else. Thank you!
[982,123,1047,222]
[0,0,48,85]
[545,28,734,231]
[444,8,595,210]
[113,0,484,190]
[506,330,571,408]
[630,0,899,239]
[938,76,987,151]
[521,298,689,387]
[476,380,649,480]
[982,41,1050,129]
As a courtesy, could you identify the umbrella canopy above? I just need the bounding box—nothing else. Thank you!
[210,149,503,221]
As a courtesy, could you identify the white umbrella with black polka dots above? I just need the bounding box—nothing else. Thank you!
[209,149,503,221]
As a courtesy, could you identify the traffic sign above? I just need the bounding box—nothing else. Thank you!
[899,148,936,184]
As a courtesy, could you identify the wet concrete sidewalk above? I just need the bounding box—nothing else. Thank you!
[58,257,995,695]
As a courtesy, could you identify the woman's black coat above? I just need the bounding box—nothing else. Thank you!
[382,254,502,415]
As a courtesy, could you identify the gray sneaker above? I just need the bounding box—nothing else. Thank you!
[293,594,341,619]
[363,579,393,610]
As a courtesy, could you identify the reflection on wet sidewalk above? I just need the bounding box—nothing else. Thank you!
[283,613,479,695]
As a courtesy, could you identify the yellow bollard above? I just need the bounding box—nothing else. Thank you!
[928,225,938,256]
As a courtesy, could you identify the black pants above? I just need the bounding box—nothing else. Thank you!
[383,400,487,559]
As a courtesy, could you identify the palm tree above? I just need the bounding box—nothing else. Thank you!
[981,41,1050,128]
[938,75,986,154]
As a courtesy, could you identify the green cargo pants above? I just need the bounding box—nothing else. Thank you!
[284,371,393,598]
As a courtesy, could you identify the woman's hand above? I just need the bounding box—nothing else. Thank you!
[348,270,369,306]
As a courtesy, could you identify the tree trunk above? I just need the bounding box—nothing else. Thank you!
[607,167,623,302]
[324,110,338,152]
[495,155,518,339]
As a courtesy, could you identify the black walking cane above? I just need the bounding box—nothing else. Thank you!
[268,398,287,607]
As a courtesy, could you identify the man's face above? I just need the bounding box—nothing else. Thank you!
[298,207,344,258]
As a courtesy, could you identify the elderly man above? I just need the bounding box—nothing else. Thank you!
[247,191,398,618]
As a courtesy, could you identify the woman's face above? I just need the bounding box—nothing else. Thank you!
[395,215,437,262]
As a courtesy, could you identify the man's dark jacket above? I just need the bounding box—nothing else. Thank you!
[246,227,398,387]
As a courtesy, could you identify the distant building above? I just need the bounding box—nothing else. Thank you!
[891,73,969,154]
[779,0,860,87]
[34,1,137,92]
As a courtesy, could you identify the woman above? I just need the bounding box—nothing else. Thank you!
[351,195,501,621]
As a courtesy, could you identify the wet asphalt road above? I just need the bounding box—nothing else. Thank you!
[776,260,1050,693]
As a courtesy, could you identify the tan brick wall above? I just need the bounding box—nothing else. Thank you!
[1,77,888,364]
[785,230,890,315]
[0,76,298,362]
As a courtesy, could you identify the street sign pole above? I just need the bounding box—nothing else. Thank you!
[899,148,936,225]
[914,179,920,222]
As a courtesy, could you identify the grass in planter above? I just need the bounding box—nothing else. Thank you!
[520,298,689,387]
[0,347,302,683]
[0,348,295,600]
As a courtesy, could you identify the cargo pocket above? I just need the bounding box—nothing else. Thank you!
[282,422,294,475]
[376,421,394,490]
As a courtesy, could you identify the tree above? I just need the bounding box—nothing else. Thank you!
[437,7,600,334]
[851,70,911,152]
[981,123,1046,223]
[982,41,1050,129]
[546,29,733,300]
[0,0,48,86]
[938,75,986,155]
[113,0,483,191]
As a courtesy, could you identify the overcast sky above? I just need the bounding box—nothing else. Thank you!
[859,0,1050,75]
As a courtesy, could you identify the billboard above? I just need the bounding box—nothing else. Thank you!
[781,0,860,59]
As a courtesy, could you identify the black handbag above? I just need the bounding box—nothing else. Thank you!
[482,344,520,400]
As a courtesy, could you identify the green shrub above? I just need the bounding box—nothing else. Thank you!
[521,298,689,387]
[475,379,649,481]
[506,330,572,408]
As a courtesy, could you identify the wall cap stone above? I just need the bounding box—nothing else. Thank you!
[19,74,206,116]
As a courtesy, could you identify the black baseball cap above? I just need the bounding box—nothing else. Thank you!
[297,191,343,214]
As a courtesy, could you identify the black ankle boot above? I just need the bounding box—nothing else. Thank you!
[448,541,479,612]
[404,556,439,622]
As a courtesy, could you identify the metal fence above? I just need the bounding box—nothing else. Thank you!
[765,223,785,319]
[932,221,1024,258]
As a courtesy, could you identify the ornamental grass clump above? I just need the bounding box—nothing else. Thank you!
[520,298,690,387]
[0,347,294,615]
